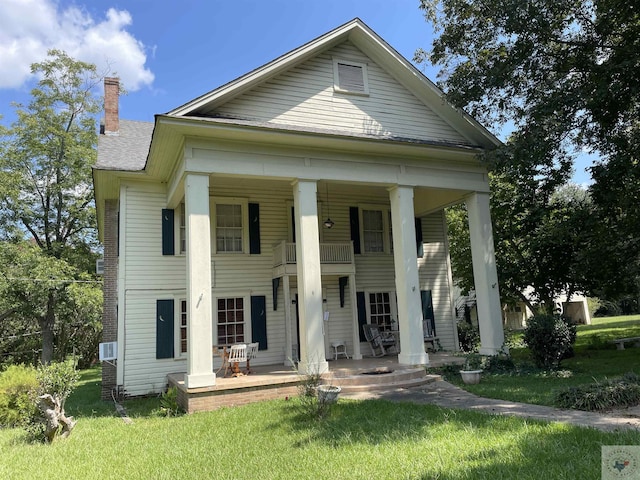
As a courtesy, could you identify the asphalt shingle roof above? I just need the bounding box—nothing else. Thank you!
[96,119,153,171]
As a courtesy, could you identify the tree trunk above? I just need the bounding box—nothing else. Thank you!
[37,394,76,443]
[40,292,56,364]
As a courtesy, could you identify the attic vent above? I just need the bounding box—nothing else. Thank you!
[333,59,369,95]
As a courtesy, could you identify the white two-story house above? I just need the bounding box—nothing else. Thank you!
[94,19,504,399]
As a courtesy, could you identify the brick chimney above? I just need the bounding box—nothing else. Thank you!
[103,77,120,135]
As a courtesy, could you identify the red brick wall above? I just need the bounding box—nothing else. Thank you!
[101,199,119,400]
[176,385,301,413]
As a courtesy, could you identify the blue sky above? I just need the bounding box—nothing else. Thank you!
[0,0,593,184]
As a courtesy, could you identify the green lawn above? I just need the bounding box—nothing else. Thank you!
[1,367,639,480]
[446,315,640,406]
[2,316,640,479]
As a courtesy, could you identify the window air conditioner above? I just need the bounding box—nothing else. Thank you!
[99,342,117,361]
[96,258,104,275]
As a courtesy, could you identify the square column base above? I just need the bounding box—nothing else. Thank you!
[479,346,505,356]
[398,352,430,366]
[297,359,329,376]
[184,372,216,389]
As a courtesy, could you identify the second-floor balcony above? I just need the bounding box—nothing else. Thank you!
[272,241,355,277]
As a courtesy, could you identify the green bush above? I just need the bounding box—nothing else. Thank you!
[523,314,576,369]
[555,373,640,411]
[483,354,516,374]
[457,321,480,352]
[36,358,79,408]
[158,387,182,417]
[0,364,38,427]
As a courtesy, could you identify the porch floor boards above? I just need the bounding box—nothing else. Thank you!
[168,352,464,413]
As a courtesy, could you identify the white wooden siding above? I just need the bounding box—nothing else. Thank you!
[418,211,456,350]
[119,179,456,394]
[213,41,468,145]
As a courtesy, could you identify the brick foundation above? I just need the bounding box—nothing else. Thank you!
[171,379,302,413]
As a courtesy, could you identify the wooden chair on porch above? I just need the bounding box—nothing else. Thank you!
[362,324,398,357]
[245,342,259,374]
[225,344,247,377]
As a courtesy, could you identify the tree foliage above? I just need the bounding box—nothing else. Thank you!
[0,50,103,364]
[420,0,640,302]
[448,181,594,311]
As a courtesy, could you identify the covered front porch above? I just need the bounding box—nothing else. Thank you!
[154,112,506,394]
[168,353,463,413]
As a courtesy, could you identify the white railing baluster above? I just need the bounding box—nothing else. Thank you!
[273,242,354,266]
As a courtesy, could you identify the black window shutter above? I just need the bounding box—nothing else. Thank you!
[420,290,436,337]
[356,291,367,342]
[350,207,361,254]
[251,295,268,350]
[156,299,174,359]
[249,203,261,254]
[162,209,175,255]
[415,217,423,257]
[291,206,296,243]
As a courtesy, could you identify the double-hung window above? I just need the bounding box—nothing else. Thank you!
[359,206,392,254]
[212,198,248,254]
[216,204,243,252]
[362,209,384,253]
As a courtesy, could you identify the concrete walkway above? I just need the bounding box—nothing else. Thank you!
[341,379,640,432]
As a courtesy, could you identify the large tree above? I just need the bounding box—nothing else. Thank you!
[418,0,640,303]
[448,179,594,312]
[0,50,102,363]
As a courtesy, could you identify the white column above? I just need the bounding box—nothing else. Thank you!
[349,274,363,360]
[466,192,504,355]
[184,174,216,388]
[389,185,429,365]
[292,180,329,375]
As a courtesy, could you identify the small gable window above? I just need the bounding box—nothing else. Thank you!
[333,58,369,96]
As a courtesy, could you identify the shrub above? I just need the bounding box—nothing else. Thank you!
[483,354,516,374]
[0,364,38,427]
[158,387,182,417]
[37,358,80,408]
[25,359,80,442]
[555,373,640,411]
[462,353,484,370]
[523,314,576,369]
[457,321,480,352]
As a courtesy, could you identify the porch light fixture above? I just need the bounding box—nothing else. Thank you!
[323,183,334,229]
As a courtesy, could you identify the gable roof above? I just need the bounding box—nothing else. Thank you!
[169,18,500,149]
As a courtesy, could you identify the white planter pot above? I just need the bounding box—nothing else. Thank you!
[317,385,341,404]
[460,370,482,385]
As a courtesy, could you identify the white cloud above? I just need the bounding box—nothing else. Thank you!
[0,0,153,91]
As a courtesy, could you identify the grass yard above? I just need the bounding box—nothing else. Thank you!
[1,368,639,480]
[444,315,640,406]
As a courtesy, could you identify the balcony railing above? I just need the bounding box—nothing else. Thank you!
[273,241,354,267]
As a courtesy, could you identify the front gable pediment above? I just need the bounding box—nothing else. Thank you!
[198,41,469,147]
[169,18,499,150]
